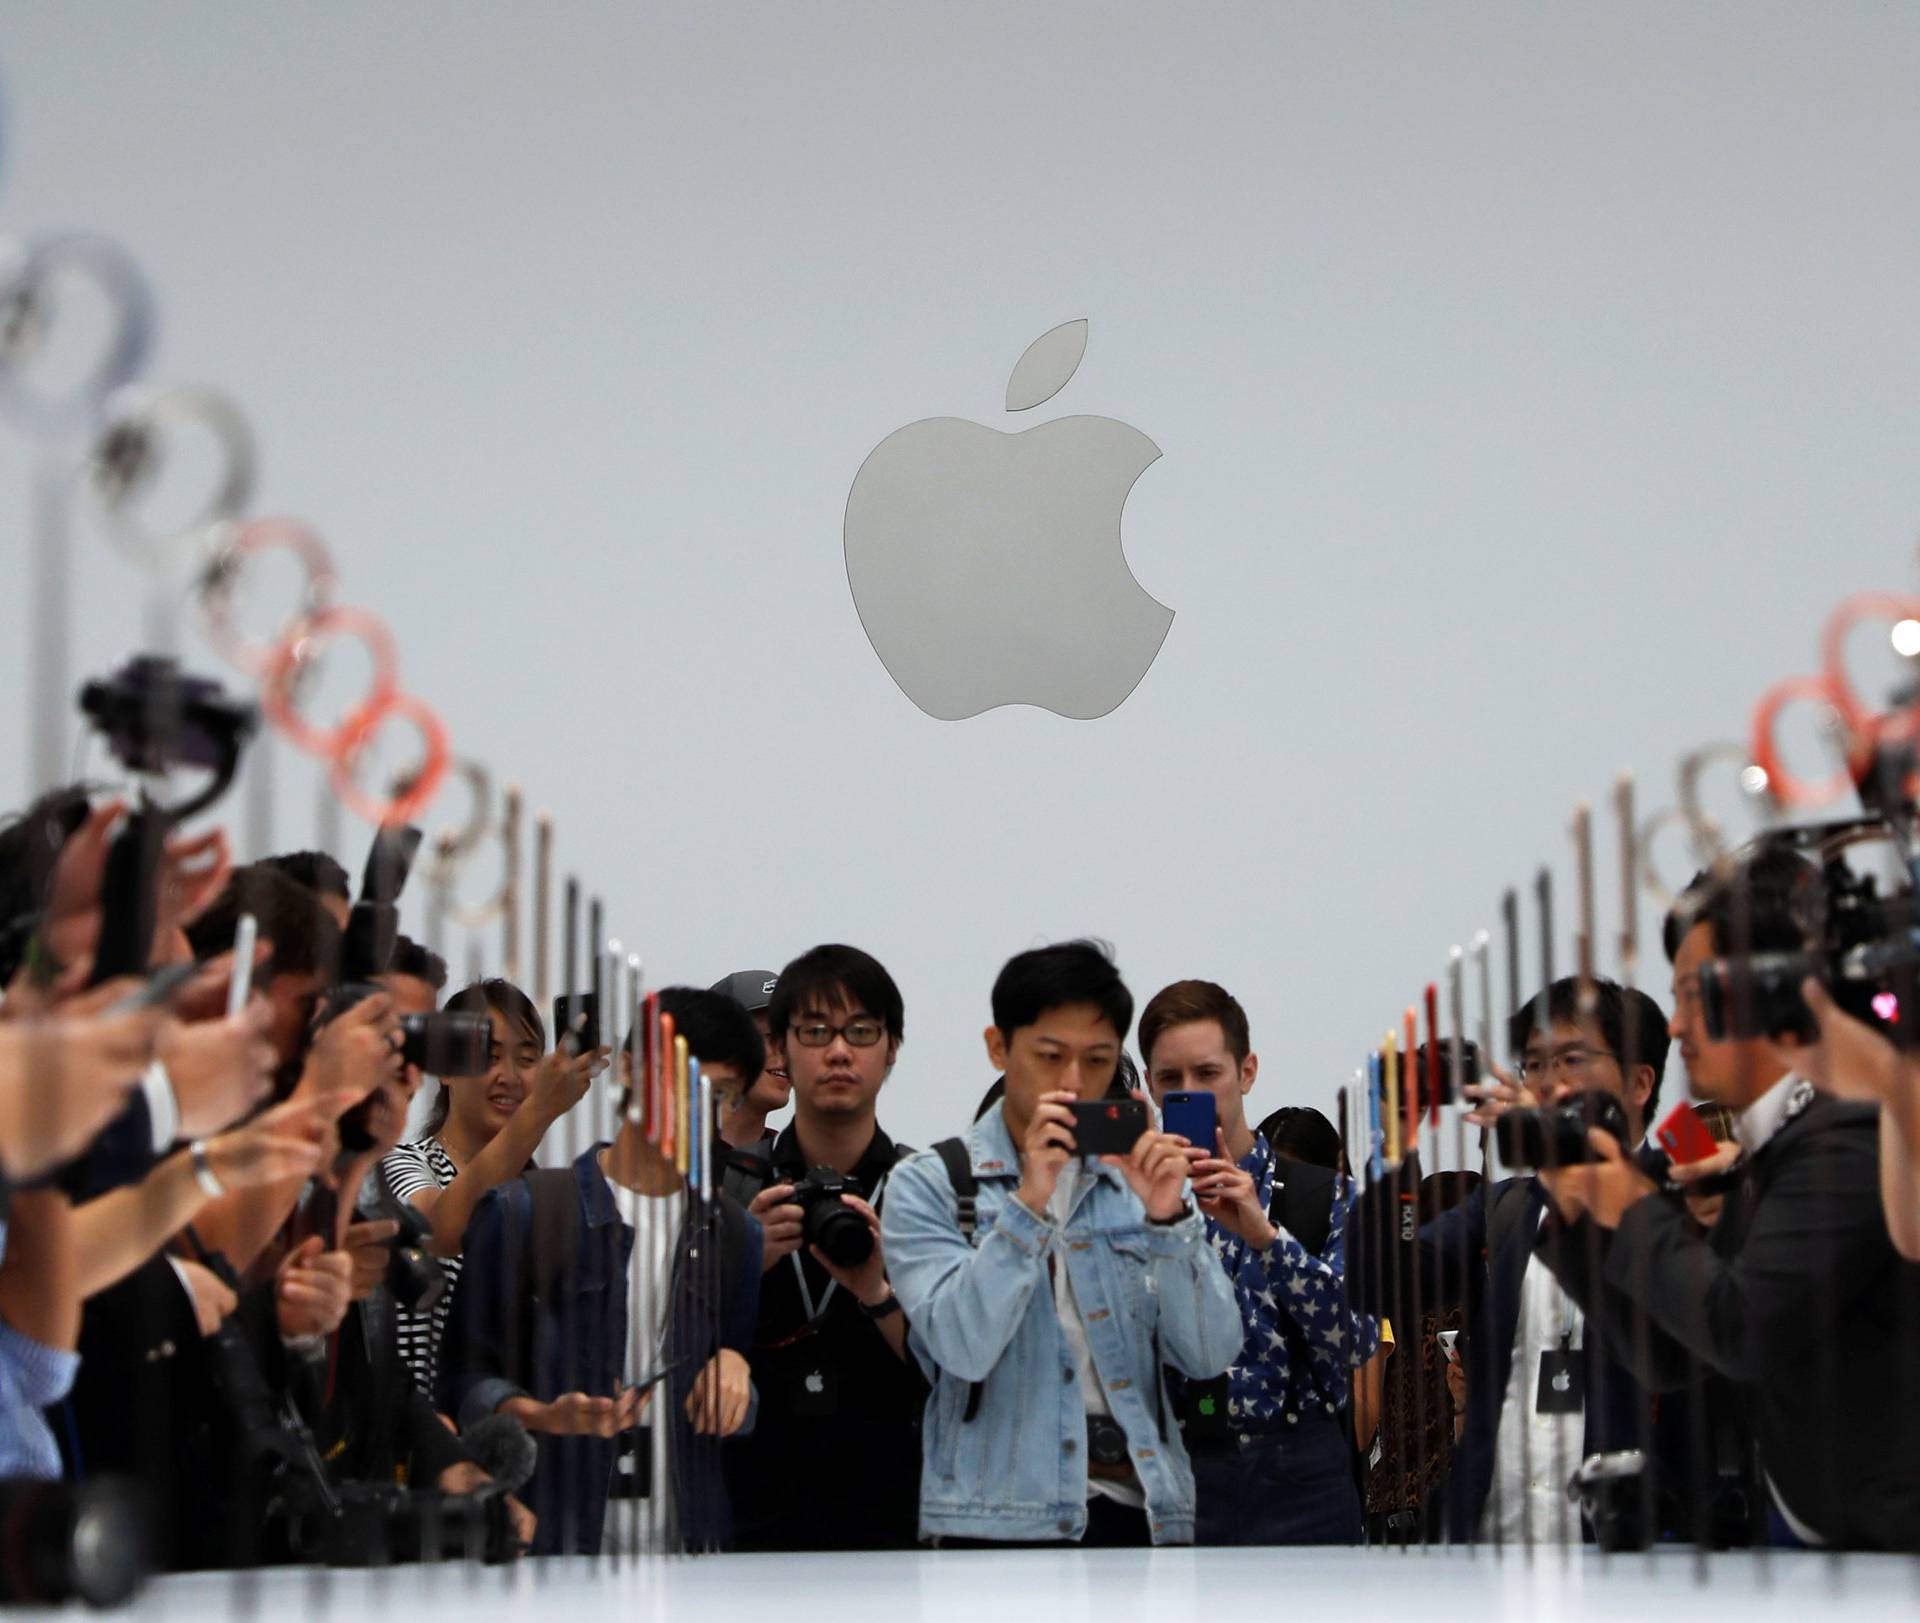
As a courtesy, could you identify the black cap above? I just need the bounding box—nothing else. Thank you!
[710,970,778,1013]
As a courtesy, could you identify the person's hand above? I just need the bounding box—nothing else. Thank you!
[1102,1100,1191,1221]
[175,1258,239,1336]
[339,1220,401,1300]
[748,1182,804,1271]
[205,1089,347,1191]
[1185,1129,1278,1248]
[1796,977,1917,1107]
[527,1044,607,1125]
[0,993,162,1177]
[158,998,278,1136]
[1537,1128,1658,1231]
[686,1348,752,1436]
[163,946,272,1026]
[434,1464,538,1548]
[511,1389,644,1438]
[275,1236,353,1339]
[1015,1090,1079,1215]
[151,826,232,945]
[299,993,400,1107]
[808,1194,889,1304]
[1667,1138,1741,1232]
[38,800,126,970]
[1461,1060,1541,1129]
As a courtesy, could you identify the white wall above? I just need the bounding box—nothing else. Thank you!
[2,3,1918,1154]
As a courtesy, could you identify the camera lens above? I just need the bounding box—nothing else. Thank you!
[805,1198,874,1269]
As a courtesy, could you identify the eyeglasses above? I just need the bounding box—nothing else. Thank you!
[1515,1046,1615,1084]
[788,1018,886,1049]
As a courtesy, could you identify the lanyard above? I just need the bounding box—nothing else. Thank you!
[788,1170,889,1328]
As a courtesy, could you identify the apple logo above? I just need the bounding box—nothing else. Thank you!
[1552,1370,1572,1394]
[843,319,1173,721]
[804,1371,826,1395]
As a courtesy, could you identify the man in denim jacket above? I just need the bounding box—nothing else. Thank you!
[883,941,1242,1546]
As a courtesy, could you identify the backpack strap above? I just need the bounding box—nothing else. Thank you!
[931,1138,986,1422]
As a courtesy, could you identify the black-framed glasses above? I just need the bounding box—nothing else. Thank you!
[788,1018,886,1049]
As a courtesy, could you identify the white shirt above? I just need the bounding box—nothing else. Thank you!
[605,1176,685,1555]
[1486,1209,1585,1546]
[1047,1173,1145,1510]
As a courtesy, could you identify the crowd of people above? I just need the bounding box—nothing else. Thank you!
[2,774,1920,1590]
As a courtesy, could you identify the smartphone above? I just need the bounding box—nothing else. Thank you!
[1066,1097,1149,1157]
[1160,1090,1218,1153]
[1373,1040,1480,1107]
[104,960,199,1017]
[1655,1100,1719,1166]
[553,991,601,1055]
[1436,1330,1462,1365]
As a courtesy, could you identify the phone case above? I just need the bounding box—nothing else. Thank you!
[1656,1101,1719,1165]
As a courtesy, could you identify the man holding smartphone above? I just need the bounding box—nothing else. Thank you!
[1138,979,1380,1544]
[883,941,1242,1546]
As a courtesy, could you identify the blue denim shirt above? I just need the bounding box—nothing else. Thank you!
[882,1103,1243,1545]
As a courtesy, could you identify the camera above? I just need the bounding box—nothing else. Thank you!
[80,654,256,784]
[786,1165,874,1268]
[0,1477,152,1606]
[1496,1089,1633,1171]
[1567,1449,1652,1553]
[374,1184,448,1314]
[1695,821,1920,1051]
[281,1480,521,1567]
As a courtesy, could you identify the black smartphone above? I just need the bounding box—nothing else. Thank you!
[553,991,601,1055]
[1159,1090,1218,1152]
[1375,1039,1480,1107]
[1066,1097,1149,1157]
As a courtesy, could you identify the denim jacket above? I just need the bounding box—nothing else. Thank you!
[882,1103,1243,1545]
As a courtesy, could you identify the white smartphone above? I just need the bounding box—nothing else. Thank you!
[1436,1330,1462,1364]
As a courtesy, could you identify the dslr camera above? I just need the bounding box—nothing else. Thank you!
[1694,820,1920,1051]
[785,1165,874,1268]
[1496,1089,1634,1171]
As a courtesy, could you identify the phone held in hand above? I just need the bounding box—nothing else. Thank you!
[552,991,601,1055]
[1655,1101,1719,1166]
[1436,1330,1462,1365]
[1066,1098,1149,1157]
[1159,1090,1217,1152]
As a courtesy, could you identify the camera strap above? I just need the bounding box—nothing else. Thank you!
[788,1170,892,1325]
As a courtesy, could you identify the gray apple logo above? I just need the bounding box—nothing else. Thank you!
[843,319,1173,721]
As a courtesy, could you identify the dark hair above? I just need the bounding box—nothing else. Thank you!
[1262,1106,1343,1171]
[767,944,904,1044]
[0,785,96,981]
[1507,975,1670,1116]
[1138,979,1251,1068]
[991,939,1132,1044]
[423,978,545,1136]
[1662,844,1816,962]
[186,864,341,983]
[259,849,351,902]
[386,934,448,991]
[646,987,765,1087]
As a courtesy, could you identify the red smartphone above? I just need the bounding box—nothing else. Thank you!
[1656,1101,1719,1166]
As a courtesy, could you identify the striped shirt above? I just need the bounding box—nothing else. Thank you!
[381,1136,462,1398]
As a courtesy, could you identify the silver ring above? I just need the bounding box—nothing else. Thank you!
[83,384,256,571]
[428,761,511,928]
[1636,804,1727,908]
[0,231,156,436]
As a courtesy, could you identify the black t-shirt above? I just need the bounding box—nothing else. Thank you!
[724,1121,928,1551]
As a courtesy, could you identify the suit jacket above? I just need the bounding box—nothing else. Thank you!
[1545,1091,1920,1551]
[439,1146,762,1555]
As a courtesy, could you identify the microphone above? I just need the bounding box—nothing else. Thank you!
[460,1413,538,1495]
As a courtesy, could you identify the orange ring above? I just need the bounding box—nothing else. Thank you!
[259,605,400,760]
[1819,590,1920,740]
[328,691,452,827]
[1749,673,1853,809]
[198,516,339,676]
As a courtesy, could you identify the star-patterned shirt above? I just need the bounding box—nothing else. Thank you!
[1176,1136,1381,1429]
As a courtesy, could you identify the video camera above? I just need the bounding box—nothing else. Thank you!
[1693,817,1920,1052]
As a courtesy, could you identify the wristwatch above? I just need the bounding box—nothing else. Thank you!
[1149,1200,1195,1227]
[860,1291,904,1321]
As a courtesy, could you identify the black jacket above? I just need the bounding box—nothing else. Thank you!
[1544,1088,1920,1551]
